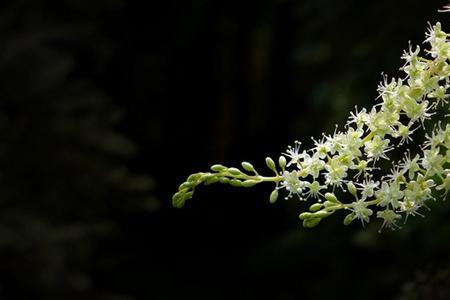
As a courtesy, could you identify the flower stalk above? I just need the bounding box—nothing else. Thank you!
[173,18,450,232]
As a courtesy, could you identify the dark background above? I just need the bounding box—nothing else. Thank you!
[0,0,450,299]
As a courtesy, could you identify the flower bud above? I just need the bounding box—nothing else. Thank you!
[269,189,279,204]
[187,173,202,182]
[219,177,230,184]
[242,180,258,187]
[343,213,355,225]
[279,156,287,170]
[172,192,183,208]
[299,212,313,220]
[211,164,226,172]
[204,176,219,185]
[265,157,276,172]
[325,192,339,203]
[178,182,193,191]
[241,162,255,173]
[347,182,357,197]
[323,201,336,207]
[228,167,242,175]
[303,218,321,228]
[313,210,331,218]
[309,203,323,212]
[230,179,243,187]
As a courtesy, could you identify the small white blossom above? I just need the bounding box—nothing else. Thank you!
[324,156,348,187]
[399,200,425,223]
[400,151,421,179]
[375,182,403,209]
[281,171,308,199]
[357,179,379,200]
[304,181,325,199]
[364,135,392,161]
[349,200,373,227]
[284,141,302,167]
[377,209,402,232]
[421,147,445,176]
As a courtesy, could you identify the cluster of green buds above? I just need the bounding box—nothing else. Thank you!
[173,19,450,232]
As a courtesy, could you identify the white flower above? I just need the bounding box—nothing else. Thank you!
[399,200,425,223]
[384,165,406,182]
[375,181,403,209]
[394,124,415,145]
[338,128,364,157]
[421,147,444,176]
[346,107,369,129]
[301,153,325,179]
[284,141,302,167]
[364,135,392,161]
[436,173,450,196]
[324,156,348,187]
[349,200,373,227]
[367,109,398,136]
[377,209,402,232]
[401,98,433,125]
[280,171,307,199]
[400,151,421,179]
[304,181,325,199]
[403,180,433,204]
[357,179,379,200]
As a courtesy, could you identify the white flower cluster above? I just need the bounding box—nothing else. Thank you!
[173,21,450,232]
[281,22,450,230]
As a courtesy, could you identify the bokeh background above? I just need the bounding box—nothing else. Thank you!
[0,0,449,299]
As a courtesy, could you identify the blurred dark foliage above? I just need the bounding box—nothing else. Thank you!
[0,0,449,299]
[0,1,157,299]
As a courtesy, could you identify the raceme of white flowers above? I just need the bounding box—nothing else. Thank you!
[173,21,450,232]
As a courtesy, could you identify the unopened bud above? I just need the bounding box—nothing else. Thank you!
[343,213,355,225]
[242,180,258,187]
[299,212,313,220]
[313,210,331,218]
[241,162,255,173]
[265,157,276,172]
[324,192,339,203]
[228,167,242,175]
[279,156,287,170]
[303,218,321,228]
[230,179,243,187]
[309,203,323,212]
[347,182,357,197]
[269,189,279,204]
[211,165,227,172]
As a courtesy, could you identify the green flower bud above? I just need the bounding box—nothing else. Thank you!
[172,191,193,208]
[265,157,276,172]
[299,212,313,220]
[228,167,242,175]
[242,180,258,187]
[303,218,321,228]
[343,213,355,225]
[183,191,194,201]
[313,210,331,218]
[178,182,193,191]
[347,182,357,197]
[187,173,202,182]
[211,164,227,172]
[219,177,230,184]
[269,189,279,204]
[241,162,256,173]
[323,201,336,207]
[279,156,287,170]
[204,176,219,185]
[324,192,339,203]
[309,203,323,212]
[230,179,243,187]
